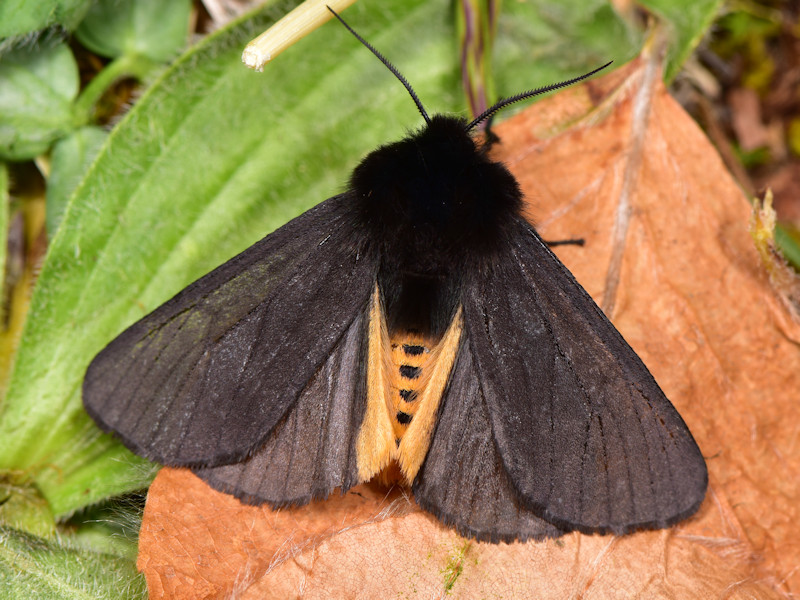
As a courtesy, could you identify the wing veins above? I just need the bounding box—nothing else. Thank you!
[173,233,349,460]
[514,235,659,527]
[107,235,322,440]
[146,313,223,458]
[515,241,631,525]
[119,309,196,433]
[512,247,601,521]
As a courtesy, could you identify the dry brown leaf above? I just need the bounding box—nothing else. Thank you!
[138,58,800,598]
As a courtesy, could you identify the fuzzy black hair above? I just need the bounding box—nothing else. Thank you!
[350,115,523,336]
[351,115,522,273]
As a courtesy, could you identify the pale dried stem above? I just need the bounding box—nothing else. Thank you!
[601,33,663,316]
[242,0,357,71]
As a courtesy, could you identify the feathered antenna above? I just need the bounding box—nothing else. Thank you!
[328,6,431,124]
[466,61,613,131]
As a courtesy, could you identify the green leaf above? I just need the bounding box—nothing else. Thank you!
[0,43,80,160]
[0,526,146,600]
[74,0,192,62]
[0,163,7,310]
[495,0,641,102]
[0,0,92,40]
[46,127,109,238]
[636,0,723,82]
[776,224,800,272]
[0,474,54,538]
[64,494,144,561]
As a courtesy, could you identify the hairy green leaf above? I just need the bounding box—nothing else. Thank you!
[0,43,79,160]
[75,0,192,61]
[0,526,145,600]
[0,0,92,40]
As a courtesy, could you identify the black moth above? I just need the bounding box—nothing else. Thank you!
[83,9,707,543]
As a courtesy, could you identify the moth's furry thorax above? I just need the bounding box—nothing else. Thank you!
[350,114,523,276]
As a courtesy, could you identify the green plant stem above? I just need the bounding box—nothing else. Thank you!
[72,54,157,125]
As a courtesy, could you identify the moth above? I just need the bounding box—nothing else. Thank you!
[83,9,707,543]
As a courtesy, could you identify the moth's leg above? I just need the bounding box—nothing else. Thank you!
[544,238,585,247]
[481,114,501,150]
[482,115,582,248]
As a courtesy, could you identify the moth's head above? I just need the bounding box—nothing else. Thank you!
[351,114,522,267]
